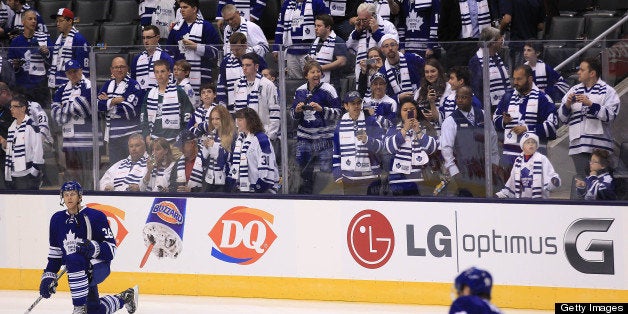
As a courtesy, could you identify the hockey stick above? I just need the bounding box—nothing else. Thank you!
[24,267,67,314]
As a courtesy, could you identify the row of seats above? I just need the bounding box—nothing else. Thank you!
[546,15,627,48]
[558,0,628,14]
[46,22,142,52]
[36,0,139,25]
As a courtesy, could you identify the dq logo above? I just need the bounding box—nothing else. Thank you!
[347,210,395,269]
[87,203,129,247]
[209,206,277,265]
[152,201,184,224]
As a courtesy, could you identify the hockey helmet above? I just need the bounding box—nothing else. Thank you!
[454,267,493,296]
[60,181,83,197]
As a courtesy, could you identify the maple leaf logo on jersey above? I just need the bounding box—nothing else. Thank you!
[63,230,80,254]
[406,11,424,32]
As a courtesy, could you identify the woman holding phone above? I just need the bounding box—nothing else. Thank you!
[414,58,452,134]
[141,137,176,192]
[384,98,438,196]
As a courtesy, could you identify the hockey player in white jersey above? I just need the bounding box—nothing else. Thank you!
[39,181,139,314]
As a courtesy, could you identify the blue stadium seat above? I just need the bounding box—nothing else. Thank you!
[100,23,140,52]
[546,17,585,47]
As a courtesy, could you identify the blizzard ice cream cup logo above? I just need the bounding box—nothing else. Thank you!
[141,198,187,268]
[209,206,277,265]
[87,203,129,247]
[152,201,184,224]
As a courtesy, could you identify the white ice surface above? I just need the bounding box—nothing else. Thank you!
[2,290,552,314]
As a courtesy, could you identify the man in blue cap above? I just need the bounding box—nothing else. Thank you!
[50,59,101,189]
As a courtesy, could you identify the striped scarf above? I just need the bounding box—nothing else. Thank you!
[526,60,570,96]
[281,0,316,46]
[230,132,251,191]
[111,155,149,190]
[475,49,510,108]
[145,162,175,192]
[175,151,205,189]
[233,74,262,113]
[223,18,249,54]
[221,54,244,110]
[352,16,386,79]
[4,116,35,180]
[384,53,412,96]
[135,47,167,90]
[103,76,140,141]
[203,131,229,185]
[389,128,431,176]
[48,27,77,88]
[506,154,545,198]
[459,0,491,38]
[365,0,391,20]
[146,83,180,136]
[172,18,204,93]
[503,87,540,156]
[338,112,373,173]
[308,31,337,84]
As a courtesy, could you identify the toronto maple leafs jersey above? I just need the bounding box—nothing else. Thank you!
[44,206,116,273]
[450,295,502,314]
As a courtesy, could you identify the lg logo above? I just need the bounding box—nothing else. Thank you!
[564,218,615,275]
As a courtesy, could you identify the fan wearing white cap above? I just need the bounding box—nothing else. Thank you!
[376,34,424,102]
[48,8,90,89]
[495,132,561,199]
[362,72,397,129]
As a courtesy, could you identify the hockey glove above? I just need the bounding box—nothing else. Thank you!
[76,240,100,259]
[39,271,58,298]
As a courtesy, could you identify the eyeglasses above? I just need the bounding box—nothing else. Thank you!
[111,65,127,70]
[380,42,398,49]
[142,35,158,40]
[10,105,24,109]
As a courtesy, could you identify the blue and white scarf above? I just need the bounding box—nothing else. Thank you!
[384,53,412,96]
[233,73,261,113]
[135,47,168,90]
[175,151,205,189]
[308,31,337,84]
[48,27,77,88]
[338,112,374,174]
[172,18,204,93]
[459,0,491,38]
[111,155,148,190]
[145,83,180,136]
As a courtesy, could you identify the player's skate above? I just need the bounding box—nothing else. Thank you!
[72,304,87,314]
[115,285,139,313]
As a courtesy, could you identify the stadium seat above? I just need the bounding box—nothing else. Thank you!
[109,0,140,24]
[543,46,579,70]
[258,0,279,39]
[584,16,622,42]
[100,23,140,51]
[557,0,593,13]
[199,0,217,22]
[74,0,111,24]
[37,0,73,24]
[596,0,628,11]
[545,16,585,47]
[76,23,101,46]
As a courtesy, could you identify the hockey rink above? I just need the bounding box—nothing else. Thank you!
[1,290,553,313]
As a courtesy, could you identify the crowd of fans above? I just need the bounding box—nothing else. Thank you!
[0,0,622,200]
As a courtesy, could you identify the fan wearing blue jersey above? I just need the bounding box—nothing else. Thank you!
[40,181,138,314]
[450,267,502,314]
[51,60,102,190]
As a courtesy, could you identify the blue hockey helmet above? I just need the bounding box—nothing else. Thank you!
[60,181,83,197]
[454,267,493,296]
